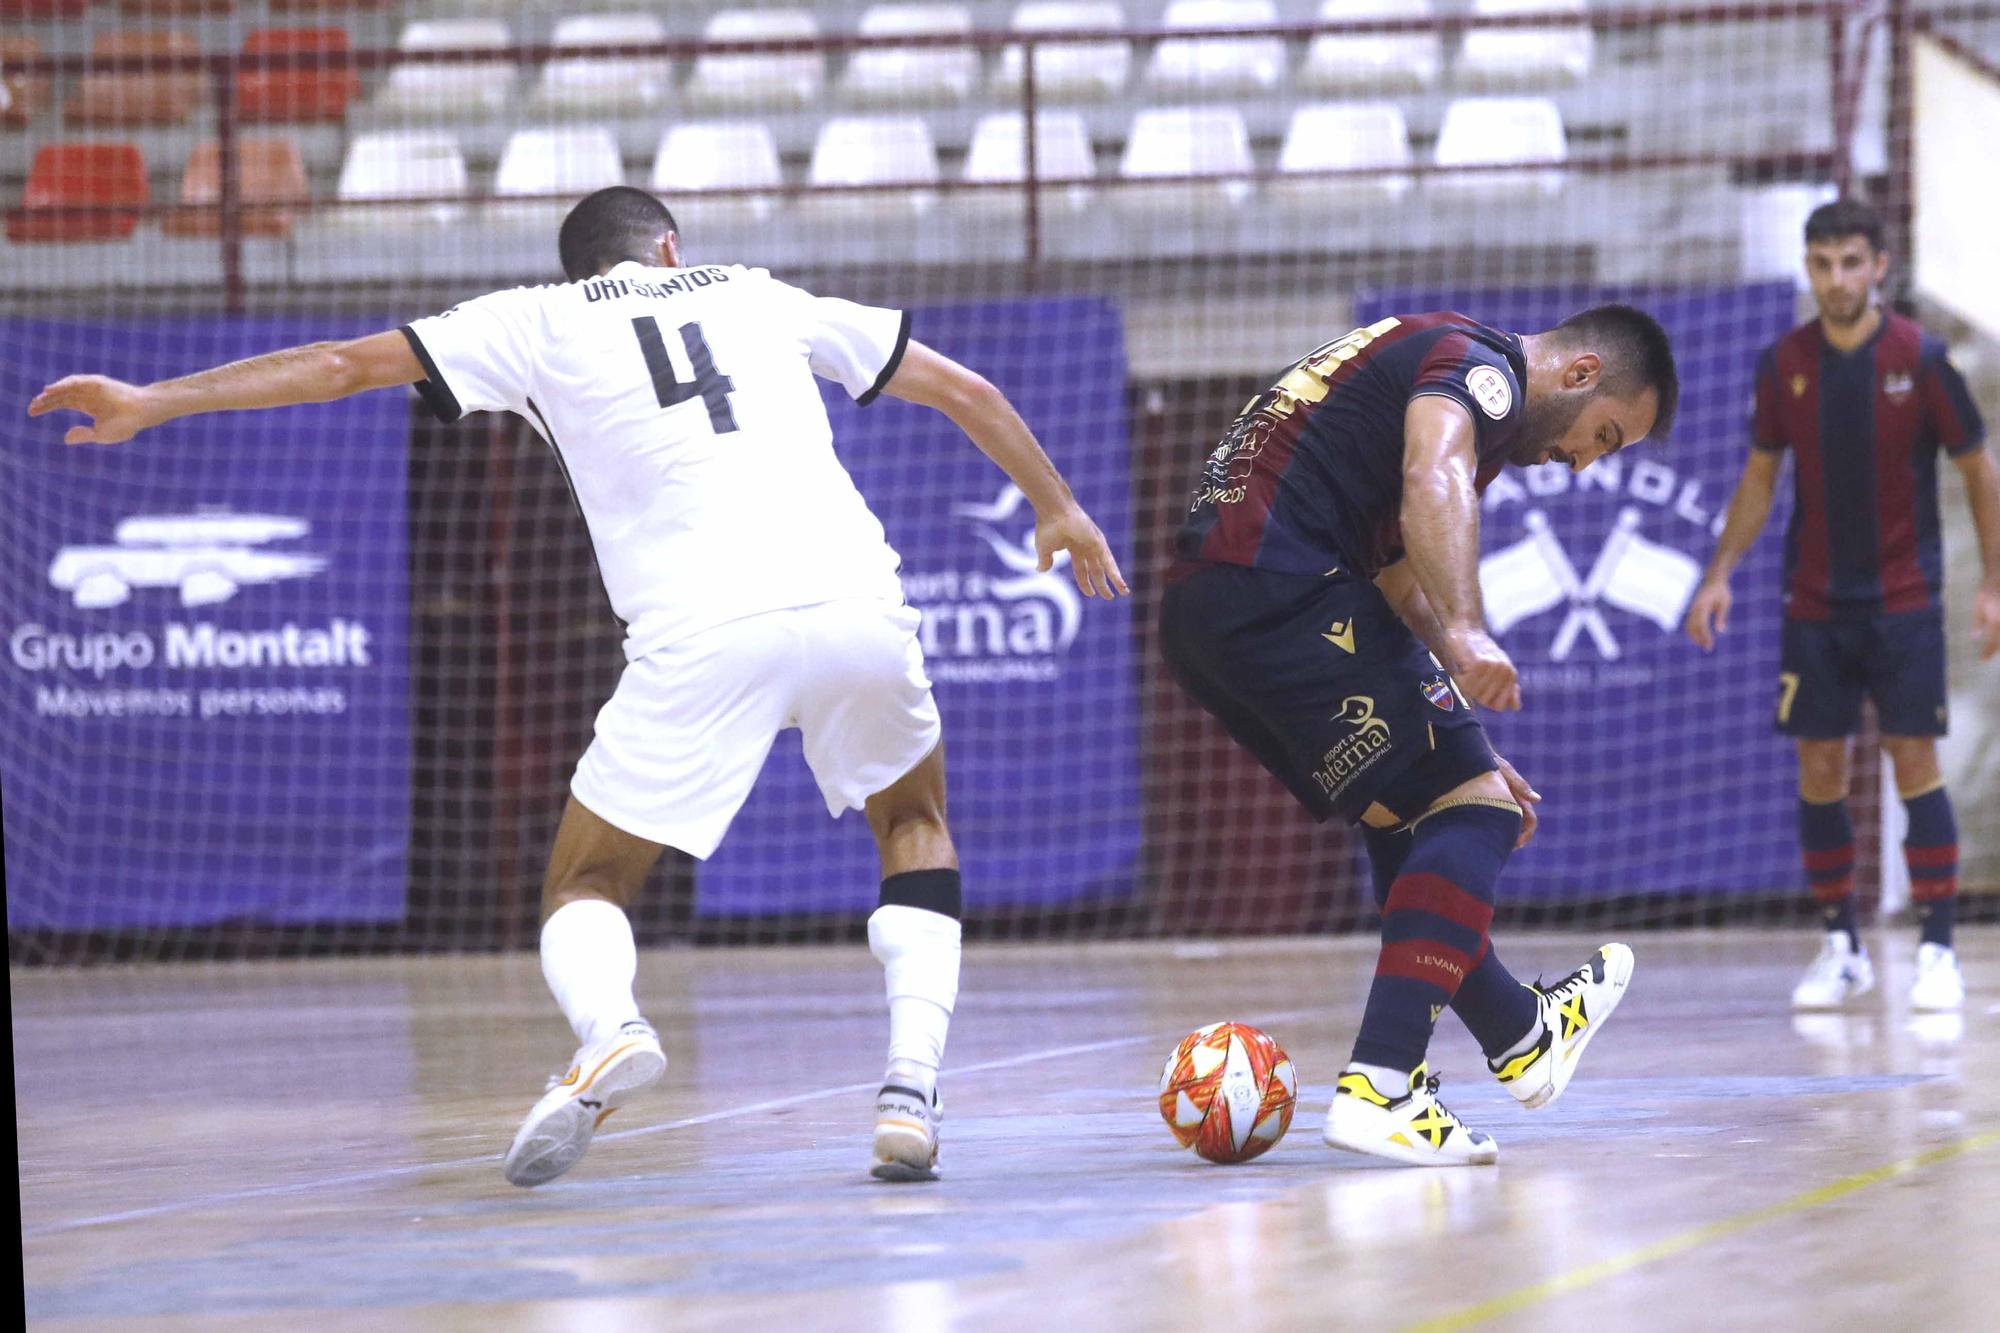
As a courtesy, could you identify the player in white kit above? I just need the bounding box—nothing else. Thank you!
[28,186,1128,1186]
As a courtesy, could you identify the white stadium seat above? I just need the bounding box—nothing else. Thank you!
[685,10,825,112]
[1299,0,1442,95]
[962,110,1096,213]
[494,127,626,199]
[991,2,1133,102]
[841,4,979,107]
[333,131,470,226]
[1146,0,1287,98]
[1116,105,1254,219]
[372,20,515,119]
[1432,96,1568,199]
[1272,101,1412,209]
[650,122,785,228]
[531,14,673,114]
[1457,0,1594,89]
[806,115,941,219]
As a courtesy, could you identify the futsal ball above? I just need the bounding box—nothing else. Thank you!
[1157,1022,1297,1164]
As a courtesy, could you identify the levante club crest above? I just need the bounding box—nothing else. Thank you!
[1421,674,1455,710]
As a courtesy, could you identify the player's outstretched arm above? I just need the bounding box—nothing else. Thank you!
[1952,445,2000,661]
[27,330,425,446]
[1401,395,1519,711]
[1685,448,1782,651]
[882,339,1128,600]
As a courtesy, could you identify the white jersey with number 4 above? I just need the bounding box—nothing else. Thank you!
[401,260,912,659]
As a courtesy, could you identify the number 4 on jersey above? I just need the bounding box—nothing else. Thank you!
[632,316,739,433]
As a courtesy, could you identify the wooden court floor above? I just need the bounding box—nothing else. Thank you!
[16,929,2000,1331]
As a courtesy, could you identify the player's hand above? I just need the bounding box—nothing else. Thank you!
[1443,625,1520,711]
[1684,577,1731,652]
[27,374,161,445]
[1035,503,1129,600]
[1493,755,1541,848]
[1976,580,2000,662]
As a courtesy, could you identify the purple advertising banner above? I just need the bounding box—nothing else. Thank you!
[1,318,409,929]
[699,296,1139,915]
[1357,285,1800,897]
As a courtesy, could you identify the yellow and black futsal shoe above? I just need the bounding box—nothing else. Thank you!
[1321,1063,1498,1167]
[871,1083,942,1182]
[1491,942,1635,1110]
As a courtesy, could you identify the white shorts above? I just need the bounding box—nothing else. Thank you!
[571,599,941,859]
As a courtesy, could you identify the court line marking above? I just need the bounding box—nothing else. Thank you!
[24,1005,1330,1239]
[1403,1129,2000,1333]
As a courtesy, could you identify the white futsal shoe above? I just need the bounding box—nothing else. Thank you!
[1322,1064,1498,1167]
[1911,942,1965,1012]
[871,1082,942,1181]
[503,1020,665,1187]
[1791,934,1875,1010]
[1491,942,1636,1110]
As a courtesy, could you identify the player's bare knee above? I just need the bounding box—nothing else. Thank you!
[1414,770,1521,827]
[1795,739,1850,803]
[868,804,956,876]
[542,865,645,919]
[1371,727,1510,829]
[867,782,945,839]
[1881,735,1941,796]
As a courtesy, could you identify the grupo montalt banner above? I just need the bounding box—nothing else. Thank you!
[1,318,410,929]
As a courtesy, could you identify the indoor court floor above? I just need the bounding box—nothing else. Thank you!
[16,929,2000,1331]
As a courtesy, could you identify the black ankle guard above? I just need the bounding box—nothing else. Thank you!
[879,868,962,919]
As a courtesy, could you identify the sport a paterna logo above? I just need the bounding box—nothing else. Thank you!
[900,484,1085,684]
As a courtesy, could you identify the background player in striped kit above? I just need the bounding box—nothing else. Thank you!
[1687,197,1999,1012]
[1162,305,1677,1164]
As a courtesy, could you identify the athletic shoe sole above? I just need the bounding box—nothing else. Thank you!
[1322,1129,1499,1167]
[1522,942,1635,1110]
[870,1118,939,1182]
[504,1040,666,1188]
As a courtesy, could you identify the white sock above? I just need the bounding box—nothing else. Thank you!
[1345,1061,1413,1096]
[868,904,960,1097]
[540,898,643,1049]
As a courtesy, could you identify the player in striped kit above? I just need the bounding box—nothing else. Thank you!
[1687,198,1998,1012]
[27,186,1128,1186]
[1162,305,1679,1164]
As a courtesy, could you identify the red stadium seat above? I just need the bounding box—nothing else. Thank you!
[164,136,309,237]
[118,0,237,15]
[66,31,204,128]
[0,1,89,18]
[7,141,150,242]
[236,29,359,123]
[2,35,53,129]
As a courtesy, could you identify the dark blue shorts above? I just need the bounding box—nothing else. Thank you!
[1777,608,1948,738]
[1160,563,1495,824]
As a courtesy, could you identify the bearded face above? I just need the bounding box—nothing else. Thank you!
[1510,386,1590,466]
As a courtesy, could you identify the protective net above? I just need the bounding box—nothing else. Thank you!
[3,0,1995,960]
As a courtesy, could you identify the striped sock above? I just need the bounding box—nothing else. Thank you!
[1799,796,1858,950]
[1903,785,1958,949]
[1351,804,1521,1072]
[1361,823,1536,1059]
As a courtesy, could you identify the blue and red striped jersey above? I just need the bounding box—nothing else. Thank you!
[1751,312,1986,618]
[1176,313,1527,578]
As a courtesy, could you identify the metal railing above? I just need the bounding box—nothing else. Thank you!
[4,0,1987,308]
